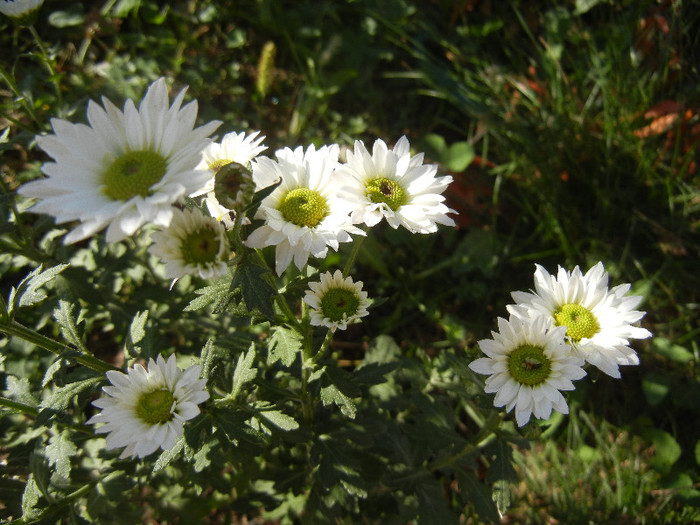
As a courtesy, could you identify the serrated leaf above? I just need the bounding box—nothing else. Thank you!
[268,326,302,367]
[417,481,459,525]
[231,344,257,399]
[184,273,234,312]
[37,376,102,426]
[257,409,299,431]
[485,437,518,483]
[245,178,282,217]
[125,310,148,357]
[320,384,356,419]
[200,338,218,383]
[491,479,511,515]
[46,432,77,479]
[21,475,41,520]
[193,438,217,472]
[231,259,277,320]
[212,407,266,444]
[3,375,38,406]
[8,264,69,313]
[456,470,501,524]
[152,437,184,473]
[53,299,87,352]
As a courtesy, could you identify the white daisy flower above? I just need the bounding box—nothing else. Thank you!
[245,144,364,275]
[87,354,209,460]
[507,262,652,378]
[469,315,586,427]
[336,136,456,233]
[192,130,267,227]
[0,0,43,20]
[18,78,221,244]
[148,207,229,282]
[303,270,370,331]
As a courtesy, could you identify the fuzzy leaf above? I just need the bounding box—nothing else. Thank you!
[231,343,257,399]
[320,384,356,419]
[485,437,518,484]
[231,258,277,320]
[268,326,302,367]
[37,376,102,426]
[152,437,185,473]
[417,481,459,525]
[257,409,299,431]
[46,431,77,479]
[125,310,148,357]
[184,272,234,312]
[9,264,69,313]
[53,300,87,352]
[21,475,41,520]
[3,375,38,406]
[456,470,501,523]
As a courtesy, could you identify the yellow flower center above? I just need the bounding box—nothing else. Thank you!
[553,303,600,342]
[365,177,407,211]
[321,288,360,322]
[102,150,167,201]
[180,226,223,265]
[136,388,175,425]
[508,344,552,386]
[279,188,329,227]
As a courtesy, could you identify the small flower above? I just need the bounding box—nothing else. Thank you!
[0,0,43,22]
[87,354,209,459]
[148,207,230,282]
[18,78,221,244]
[303,270,370,330]
[245,144,364,275]
[469,316,586,427]
[193,131,267,226]
[337,136,456,233]
[507,262,652,378]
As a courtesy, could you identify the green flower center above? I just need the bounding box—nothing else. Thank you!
[136,388,175,425]
[365,177,407,211]
[102,150,167,201]
[321,288,360,322]
[180,227,223,265]
[279,188,329,227]
[508,344,552,386]
[553,303,600,342]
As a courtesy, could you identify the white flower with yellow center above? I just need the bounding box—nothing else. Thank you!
[148,207,229,282]
[469,315,586,427]
[245,144,364,275]
[87,354,209,460]
[303,270,370,330]
[337,136,456,233]
[192,130,267,227]
[18,78,221,244]
[0,0,43,20]
[507,262,652,378]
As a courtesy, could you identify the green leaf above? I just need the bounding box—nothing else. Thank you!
[231,344,257,399]
[3,375,38,406]
[641,372,672,406]
[48,5,85,27]
[8,264,69,314]
[152,437,185,473]
[245,178,282,217]
[125,310,148,358]
[185,272,234,312]
[53,300,87,352]
[231,258,277,320]
[45,431,77,479]
[417,481,459,525]
[652,338,694,364]
[485,437,518,483]
[257,408,299,431]
[445,141,475,172]
[268,325,302,367]
[21,475,41,521]
[422,133,447,160]
[320,384,356,419]
[456,470,501,524]
[491,479,511,515]
[37,376,102,426]
[695,440,700,466]
[193,438,217,473]
[644,428,682,474]
[200,338,219,383]
[212,407,266,444]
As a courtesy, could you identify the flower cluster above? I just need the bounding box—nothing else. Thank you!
[469,262,651,426]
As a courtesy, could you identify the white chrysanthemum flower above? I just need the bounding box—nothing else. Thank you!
[0,0,43,19]
[507,262,652,378]
[303,270,370,330]
[148,207,229,282]
[469,315,586,427]
[336,136,456,233]
[192,131,267,227]
[18,78,221,244]
[245,144,364,275]
[87,354,209,460]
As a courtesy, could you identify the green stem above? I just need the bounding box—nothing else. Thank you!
[0,320,118,374]
[0,396,95,435]
[342,234,366,278]
[28,24,62,107]
[0,63,40,125]
[311,328,334,364]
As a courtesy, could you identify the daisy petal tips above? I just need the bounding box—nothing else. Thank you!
[303,270,370,331]
[507,262,652,378]
[87,354,209,460]
[18,78,221,244]
[469,315,586,427]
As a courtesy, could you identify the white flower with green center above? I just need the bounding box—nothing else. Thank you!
[469,315,586,427]
[507,262,652,378]
[148,207,230,282]
[245,144,364,275]
[336,136,457,233]
[18,78,221,244]
[87,354,209,459]
[192,130,267,227]
[303,270,370,330]
[0,0,43,21]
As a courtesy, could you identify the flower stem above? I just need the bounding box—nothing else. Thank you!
[28,24,62,107]
[0,319,118,374]
[0,396,95,435]
[342,234,366,278]
[0,63,40,125]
